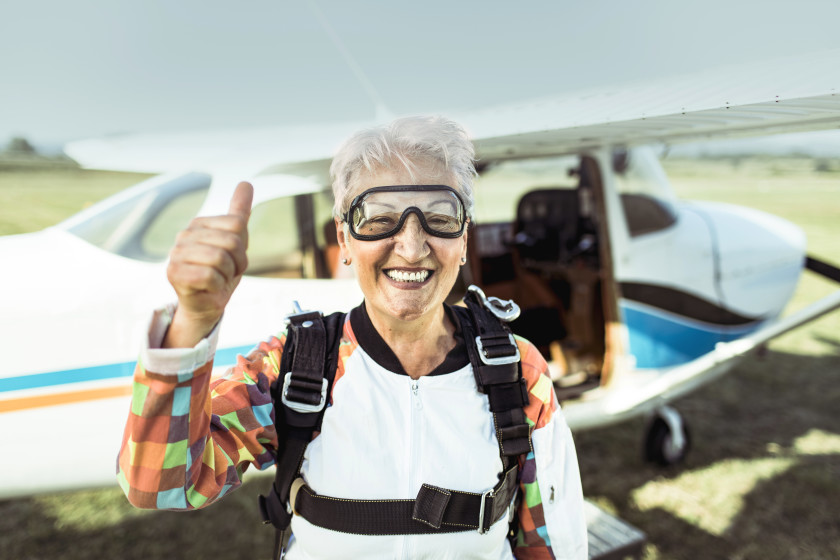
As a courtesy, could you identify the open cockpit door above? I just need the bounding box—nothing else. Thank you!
[458,153,622,399]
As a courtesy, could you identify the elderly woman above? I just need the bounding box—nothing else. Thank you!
[118,116,587,559]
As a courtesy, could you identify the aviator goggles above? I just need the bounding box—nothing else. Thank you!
[343,185,467,241]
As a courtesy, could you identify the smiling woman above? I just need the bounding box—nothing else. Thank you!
[337,169,469,331]
[115,115,587,559]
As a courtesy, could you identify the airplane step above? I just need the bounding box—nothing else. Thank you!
[584,500,647,560]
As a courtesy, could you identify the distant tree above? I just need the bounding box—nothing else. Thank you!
[6,137,36,154]
[814,159,832,173]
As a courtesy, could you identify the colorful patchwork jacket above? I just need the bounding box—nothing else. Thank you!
[117,302,587,559]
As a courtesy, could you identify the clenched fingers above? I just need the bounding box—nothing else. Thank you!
[187,214,249,246]
[166,261,228,296]
[169,240,238,284]
[173,225,248,277]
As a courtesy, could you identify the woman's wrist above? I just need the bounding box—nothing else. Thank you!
[162,307,221,349]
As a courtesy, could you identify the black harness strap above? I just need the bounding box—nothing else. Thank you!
[294,462,519,535]
[258,308,345,559]
[459,287,533,461]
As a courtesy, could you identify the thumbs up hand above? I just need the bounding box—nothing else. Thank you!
[163,182,254,348]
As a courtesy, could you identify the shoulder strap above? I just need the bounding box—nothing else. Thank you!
[258,307,345,557]
[458,286,533,462]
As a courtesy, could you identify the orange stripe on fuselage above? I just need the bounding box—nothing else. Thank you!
[0,385,133,413]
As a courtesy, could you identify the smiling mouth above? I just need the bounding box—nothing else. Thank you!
[385,269,431,283]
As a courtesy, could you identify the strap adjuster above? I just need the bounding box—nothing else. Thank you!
[289,478,306,516]
[281,372,328,413]
[477,488,494,534]
[475,334,520,365]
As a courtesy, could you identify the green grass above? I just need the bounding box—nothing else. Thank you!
[1,158,839,559]
[0,167,153,236]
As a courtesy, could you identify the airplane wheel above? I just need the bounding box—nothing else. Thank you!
[644,408,690,466]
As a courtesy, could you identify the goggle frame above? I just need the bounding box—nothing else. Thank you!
[343,185,467,241]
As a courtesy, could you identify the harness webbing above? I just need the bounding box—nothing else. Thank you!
[456,291,533,463]
[295,463,519,535]
[258,287,532,554]
[258,309,345,560]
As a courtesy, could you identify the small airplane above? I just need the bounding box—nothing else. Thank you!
[1,49,839,499]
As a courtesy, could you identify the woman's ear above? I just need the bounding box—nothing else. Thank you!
[335,218,351,263]
[335,217,347,250]
[460,228,469,263]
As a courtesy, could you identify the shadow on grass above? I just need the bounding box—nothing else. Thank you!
[0,350,836,559]
[0,477,277,560]
[726,455,840,560]
[813,335,840,355]
[576,348,840,559]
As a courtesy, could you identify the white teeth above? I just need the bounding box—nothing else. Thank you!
[387,270,430,283]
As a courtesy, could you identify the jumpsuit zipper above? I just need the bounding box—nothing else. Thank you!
[403,378,422,559]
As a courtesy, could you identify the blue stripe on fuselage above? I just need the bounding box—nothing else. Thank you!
[621,299,765,369]
[0,345,253,393]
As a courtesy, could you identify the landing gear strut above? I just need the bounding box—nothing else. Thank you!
[644,406,690,466]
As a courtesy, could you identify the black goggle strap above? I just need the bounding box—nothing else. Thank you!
[348,184,464,202]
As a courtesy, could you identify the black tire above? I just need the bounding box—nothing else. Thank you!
[644,415,691,466]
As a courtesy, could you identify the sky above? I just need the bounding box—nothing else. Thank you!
[2,0,840,149]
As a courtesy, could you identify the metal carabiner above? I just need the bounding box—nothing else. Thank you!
[467,285,521,322]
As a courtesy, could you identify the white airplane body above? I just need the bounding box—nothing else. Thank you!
[2,49,840,498]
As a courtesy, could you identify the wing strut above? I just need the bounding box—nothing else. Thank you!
[806,256,840,284]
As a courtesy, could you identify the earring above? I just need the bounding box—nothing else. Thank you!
[342,258,351,265]
[460,257,467,264]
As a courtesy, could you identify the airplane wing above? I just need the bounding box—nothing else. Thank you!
[65,49,840,174]
[63,122,357,176]
[464,48,840,160]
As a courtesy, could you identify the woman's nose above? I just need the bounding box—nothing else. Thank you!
[393,213,430,261]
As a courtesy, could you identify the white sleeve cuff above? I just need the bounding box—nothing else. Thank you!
[141,303,221,375]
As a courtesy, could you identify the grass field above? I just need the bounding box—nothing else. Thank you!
[575,156,840,560]
[0,158,838,559]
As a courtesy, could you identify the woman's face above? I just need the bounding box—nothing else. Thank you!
[336,165,468,324]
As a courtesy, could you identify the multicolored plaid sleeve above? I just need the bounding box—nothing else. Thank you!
[116,307,286,510]
[512,338,576,560]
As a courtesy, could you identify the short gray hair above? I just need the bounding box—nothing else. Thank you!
[330,115,477,220]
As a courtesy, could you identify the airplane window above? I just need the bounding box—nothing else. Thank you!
[312,190,335,248]
[63,172,211,261]
[140,189,210,260]
[312,190,345,279]
[613,147,677,236]
[620,193,677,237]
[246,196,303,278]
[67,191,157,251]
[473,156,580,222]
